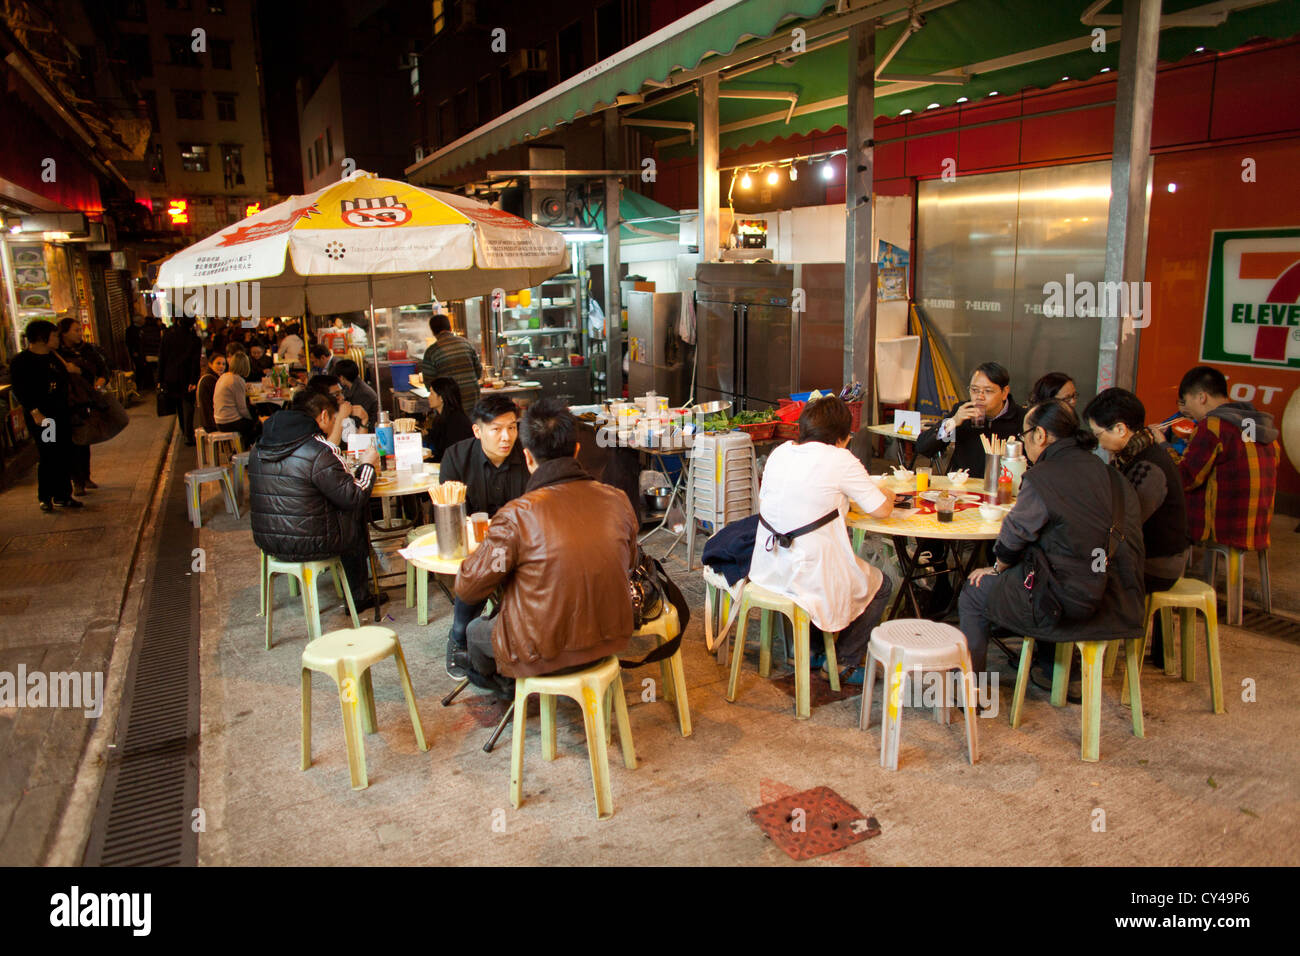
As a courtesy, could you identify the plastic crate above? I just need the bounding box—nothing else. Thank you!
[736,421,777,442]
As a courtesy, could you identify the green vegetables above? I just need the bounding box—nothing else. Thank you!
[731,409,776,425]
[697,416,732,433]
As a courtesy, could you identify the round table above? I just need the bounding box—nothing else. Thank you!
[848,475,1009,619]
[403,530,467,577]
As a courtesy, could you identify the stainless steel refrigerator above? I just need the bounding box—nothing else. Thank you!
[694,262,845,410]
[626,290,688,404]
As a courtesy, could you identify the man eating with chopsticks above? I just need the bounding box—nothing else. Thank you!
[438,394,530,679]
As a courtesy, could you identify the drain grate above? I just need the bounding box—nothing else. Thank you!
[1237,607,1300,643]
[83,447,198,866]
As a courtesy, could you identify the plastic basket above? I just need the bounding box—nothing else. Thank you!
[736,421,777,441]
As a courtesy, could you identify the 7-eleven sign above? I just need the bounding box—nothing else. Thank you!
[1201,227,1300,368]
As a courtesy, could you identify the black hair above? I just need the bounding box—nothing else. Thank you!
[520,398,577,463]
[292,389,337,420]
[225,340,247,357]
[307,373,340,395]
[333,358,360,382]
[973,361,1010,389]
[23,319,57,345]
[1083,387,1145,432]
[1178,365,1228,400]
[56,317,78,341]
[471,394,519,426]
[1030,371,1074,406]
[1024,399,1097,450]
[797,396,852,446]
[309,343,332,361]
[428,376,464,416]
[429,314,452,335]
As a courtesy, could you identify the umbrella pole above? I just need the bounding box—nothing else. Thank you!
[367,276,383,408]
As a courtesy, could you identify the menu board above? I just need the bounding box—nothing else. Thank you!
[12,244,54,325]
[393,432,423,472]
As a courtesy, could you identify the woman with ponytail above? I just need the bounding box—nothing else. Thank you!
[958,399,1147,701]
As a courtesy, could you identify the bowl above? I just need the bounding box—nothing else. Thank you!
[644,486,673,511]
[946,472,971,486]
[691,400,732,417]
[978,503,1003,521]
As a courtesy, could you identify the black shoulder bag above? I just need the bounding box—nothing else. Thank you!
[622,548,692,669]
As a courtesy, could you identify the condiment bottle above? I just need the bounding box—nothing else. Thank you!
[996,473,1013,505]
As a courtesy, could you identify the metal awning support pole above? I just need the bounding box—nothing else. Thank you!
[1098,0,1161,392]
[844,21,878,419]
[603,108,624,400]
[366,275,383,402]
[697,73,720,263]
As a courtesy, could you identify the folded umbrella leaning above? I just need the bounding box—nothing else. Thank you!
[153,169,571,398]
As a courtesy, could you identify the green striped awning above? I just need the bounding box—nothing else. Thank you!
[406,0,1300,182]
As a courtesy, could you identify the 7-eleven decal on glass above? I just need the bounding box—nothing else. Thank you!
[1201,227,1300,368]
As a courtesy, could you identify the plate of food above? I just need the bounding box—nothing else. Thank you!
[919,490,981,503]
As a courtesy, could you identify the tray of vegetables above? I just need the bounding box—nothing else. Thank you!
[731,408,778,441]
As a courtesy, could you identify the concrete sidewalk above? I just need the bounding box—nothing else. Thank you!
[0,404,174,864]
[195,505,1300,866]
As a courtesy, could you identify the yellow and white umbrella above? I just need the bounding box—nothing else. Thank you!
[155,170,570,394]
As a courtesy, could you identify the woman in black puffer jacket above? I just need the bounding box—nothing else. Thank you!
[248,390,381,611]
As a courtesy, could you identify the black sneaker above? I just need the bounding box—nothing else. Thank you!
[352,593,387,614]
[446,640,469,680]
[39,499,54,513]
[53,497,84,509]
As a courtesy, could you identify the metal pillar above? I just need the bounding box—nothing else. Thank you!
[844,22,878,418]
[1098,0,1161,392]
[697,74,720,261]
[603,108,623,400]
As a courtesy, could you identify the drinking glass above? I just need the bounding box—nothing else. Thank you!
[916,466,931,493]
[936,494,955,523]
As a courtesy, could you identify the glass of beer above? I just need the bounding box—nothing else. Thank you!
[470,511,490,545]
[915,466,932,493]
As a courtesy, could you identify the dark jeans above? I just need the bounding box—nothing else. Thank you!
[811,575,895,670]
[337,536,372,605]
[70,442,91,485]
[168,388,195,444]
[448,596,488,648]
[217,416,259,450]
[34,416,73,503]
[957,571,998,673]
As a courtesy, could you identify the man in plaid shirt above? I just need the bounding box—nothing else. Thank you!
[420,314,482,412]
[1152,366,1278,552]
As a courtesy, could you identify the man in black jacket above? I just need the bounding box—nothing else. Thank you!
[10,320,79,512]
[159,316,203,445]
[916,361,1024,475]
[249,390,382,613]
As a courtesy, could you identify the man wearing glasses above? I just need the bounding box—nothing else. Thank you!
[916,361,1024,476]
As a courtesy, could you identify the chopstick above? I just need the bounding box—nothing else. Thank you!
[980,435,1008,456]
[429,481,466,506]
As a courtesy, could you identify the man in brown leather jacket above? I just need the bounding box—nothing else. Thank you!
[453,399,639,698]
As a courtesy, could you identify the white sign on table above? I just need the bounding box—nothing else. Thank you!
[394,432,423,472]
[893,409,922,437]
[347,433,377,453]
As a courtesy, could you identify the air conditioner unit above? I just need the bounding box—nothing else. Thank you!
[508,48,546,78]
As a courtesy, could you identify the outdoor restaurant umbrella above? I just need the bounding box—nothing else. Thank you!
[909,301,960,419]
[153,169,570,397]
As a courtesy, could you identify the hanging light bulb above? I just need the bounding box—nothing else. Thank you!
[740,171,752,189]
[766,168,779,186]
[788,163,798,181]
[821,160,834,181]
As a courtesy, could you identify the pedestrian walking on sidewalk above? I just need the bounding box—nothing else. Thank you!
[57,316,111,494]
[160,315,203,444]
[10,320,81,512]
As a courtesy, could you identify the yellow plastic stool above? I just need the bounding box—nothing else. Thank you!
[1122,578,1225,714]
[301,626,428,790]
[263,554,358,649]
[1008,637,1144,762]
[726,580,839,719]
[404,524,438,624]
[510,656,636,819]
[1203,543,1271,625]
[630,604,691,737]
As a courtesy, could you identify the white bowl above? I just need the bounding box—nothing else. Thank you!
[946,472,971,486]
[890,468,914,480]
[978,503,1003,521]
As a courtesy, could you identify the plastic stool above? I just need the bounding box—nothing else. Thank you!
[1203,543,1270,625]
[629,604,691,737]
[702,566,744,663]
[301,626,428,790]
[230,450,251,501]
[726,581,839,719]
[404,523,438,624]
[258,548,345,618]
[860,620,979,770]
[184,466,239,528]
[1009,637,1144,762]
[193,426,209,466]
[264,554,359,649]
[205,430,243,466]
[510,656,636,819]
[1123,578,1225,714]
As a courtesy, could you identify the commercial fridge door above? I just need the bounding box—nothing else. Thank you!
[695,296,738,407]
[742,303,794,409]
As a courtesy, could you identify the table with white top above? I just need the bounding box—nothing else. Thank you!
[848,474,1009,620]
[863,419,941,466]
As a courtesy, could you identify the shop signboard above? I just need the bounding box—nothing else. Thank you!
[1200,227,1300,368]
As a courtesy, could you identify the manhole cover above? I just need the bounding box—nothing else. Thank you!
[1,527,107,553]
[748,786,881,861]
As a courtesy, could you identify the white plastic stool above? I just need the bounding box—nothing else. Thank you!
[1202,543,1271,625]
[184,466,240,528]
[205,430,242,466]
[860,619,979,770]
[230,450,251,501]
[193,426,209,466]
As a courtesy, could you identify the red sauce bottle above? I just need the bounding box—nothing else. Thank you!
[996,474,1013,505]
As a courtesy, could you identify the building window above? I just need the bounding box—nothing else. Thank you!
[410,56,420,96]
[326,128,333,165]
[167,33,201,67]
[119,0,146,21]
[476,74,494,124]
[557,20,583,81]
[122,33,151,77]
[211,38,232,70]
[208,0,226,12]
[174,90,204,120]
[221,145,244,188]
[215,93,237,121]
[164,0,193,9]
[432,0,445,35]
[180,143,210,172]
[314,138,324,175]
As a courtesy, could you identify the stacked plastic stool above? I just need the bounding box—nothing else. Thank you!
[685,431,758,570]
